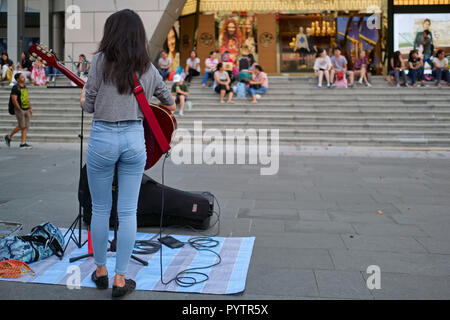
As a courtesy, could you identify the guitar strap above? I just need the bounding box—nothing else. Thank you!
[132,73,170,154]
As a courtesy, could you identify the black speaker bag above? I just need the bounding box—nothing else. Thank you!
[78,165,212,230]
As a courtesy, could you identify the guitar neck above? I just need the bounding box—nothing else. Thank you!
[55,61,85,88]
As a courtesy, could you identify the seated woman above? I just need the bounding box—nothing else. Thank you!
[202,51,218,87]
[11,52,32,84]
[247,53,257,72]
[432,49,449,87]
[236,58,252,99]
[313,48,332,88]
[408,49,425,87]
[184,50,200,83]
[353,51,371,87]
[388,51,408,87]
[213,62,233,104]
[247,65,268,104]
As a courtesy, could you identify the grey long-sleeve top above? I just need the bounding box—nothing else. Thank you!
[83,52,174,122]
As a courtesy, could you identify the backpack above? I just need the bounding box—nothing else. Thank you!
[0,222,65,263]
[334,74,348,88]
[8,85,18,115]
[8,100,15,115]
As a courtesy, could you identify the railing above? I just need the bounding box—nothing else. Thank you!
[46,57,84,87]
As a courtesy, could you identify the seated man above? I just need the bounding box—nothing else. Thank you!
[157,50,172,81]
[330,47,354,88]
[432,49,449,87]
[247,65,268,104]
[171,74,188,116]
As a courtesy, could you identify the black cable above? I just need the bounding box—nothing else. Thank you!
[132,239,161,255]
[158,152,222,288]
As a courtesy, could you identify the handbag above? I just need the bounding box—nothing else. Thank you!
[0,222,65,263]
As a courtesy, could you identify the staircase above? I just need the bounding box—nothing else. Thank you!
[1,76,450,147]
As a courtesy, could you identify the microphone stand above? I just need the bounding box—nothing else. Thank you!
[63,106,87,252]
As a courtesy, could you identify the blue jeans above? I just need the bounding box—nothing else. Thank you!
[86,120,146,275]
[434,68,449,83]
[409,66,424,84]
[423,54,433,69]
[247,86,267,97]
[202,71,214,85]
[157,68,170,80]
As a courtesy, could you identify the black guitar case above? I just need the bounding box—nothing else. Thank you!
[78,165,213,230]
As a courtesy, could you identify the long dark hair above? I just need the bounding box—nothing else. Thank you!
[247,53,255,66]
[97,9,151,95]
[316,47,325,58]
[393,51,401,68]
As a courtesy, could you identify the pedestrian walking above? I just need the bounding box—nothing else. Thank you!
[5,73,33,149]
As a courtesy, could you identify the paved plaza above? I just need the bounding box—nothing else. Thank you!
[1,143,450,300]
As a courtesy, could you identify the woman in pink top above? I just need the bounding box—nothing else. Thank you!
[202,51,218,87]
[247,65,268,104]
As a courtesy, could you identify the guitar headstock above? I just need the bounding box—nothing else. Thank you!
[29,43,57,68]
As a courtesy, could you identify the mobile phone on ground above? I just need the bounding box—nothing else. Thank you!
[158,235,185,249]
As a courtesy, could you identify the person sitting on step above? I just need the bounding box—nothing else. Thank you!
[330,47,354,88]
[353,51,372,87]
[388,51,408,87]
[313,48,332,88]
[408,49,426,87]
[432,49,449,88]
[171,74,189,115]
[247,65,268,104]
[213,62,233,104]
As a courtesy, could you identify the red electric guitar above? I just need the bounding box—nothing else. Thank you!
[29,43,177,169]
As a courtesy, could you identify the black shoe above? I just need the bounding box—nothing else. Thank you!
[4,135,11,147]
[91,270,109,290]
[19,143,32,149]
[112,279,136,298]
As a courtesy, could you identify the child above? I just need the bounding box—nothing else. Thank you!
[171,74,189,116]
[31,60,46,86]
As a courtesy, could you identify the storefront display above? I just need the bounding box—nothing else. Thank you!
[280,14,336,73]
[173,0,388,74]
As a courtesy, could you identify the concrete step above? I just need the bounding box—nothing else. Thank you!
[1,75,449,148]
[3,119,450,131]
[2,125,448,138]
